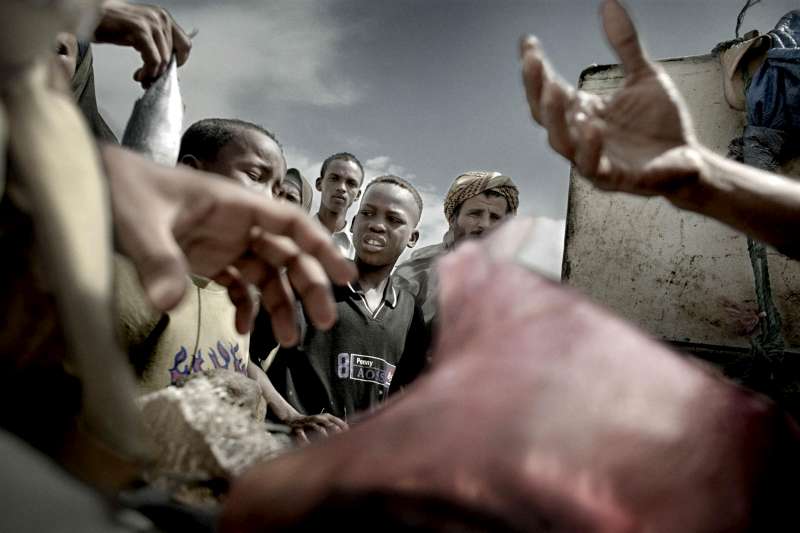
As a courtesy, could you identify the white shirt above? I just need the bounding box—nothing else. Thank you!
[314,213,355,259]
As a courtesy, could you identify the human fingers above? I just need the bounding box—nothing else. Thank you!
[213,266,257,335]
[130,25,161,83]
[520,36,546,124]
[255,267,299,347]
[250,230,339,331]
[145,5,193,68]
[571,115,607,181]
[168,15,193,66]
[130,6,173,78]
[133,6,174,80]
[292,427,310,445]
[247,203,356,287]
[320,414,348,432]
[520,35,577,158]
[309,422,329,438]
[245,229,306,271]
[243,232,336,329]
[593,160,637,194]
[120,216,189,312]
[310,415,339,432]
[541,78,576,161]
[293,419,328,438]
[153,13,172,76]
[601,0,653,76]
[285,253,338,331]
[229,254,298,343]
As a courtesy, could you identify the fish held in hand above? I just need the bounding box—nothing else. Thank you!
[122,55,183,166]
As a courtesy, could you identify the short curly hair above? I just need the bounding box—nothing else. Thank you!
[364,175,423,224]
[178,118,284,163]
[319,152,364,183]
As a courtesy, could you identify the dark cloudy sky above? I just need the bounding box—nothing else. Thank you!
[93,0,796,253]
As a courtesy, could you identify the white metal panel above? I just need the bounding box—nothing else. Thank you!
[564,55,800,349]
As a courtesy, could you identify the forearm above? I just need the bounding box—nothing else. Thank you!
[667,145,800,257]
[246,361,300,422]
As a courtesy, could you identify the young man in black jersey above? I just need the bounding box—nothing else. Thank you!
[251,175,429,438]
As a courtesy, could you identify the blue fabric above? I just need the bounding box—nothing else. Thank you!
[769,10,800,49]
[746,10,800,132]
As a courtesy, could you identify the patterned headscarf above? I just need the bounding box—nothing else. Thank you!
[443,171,519,222]
[284,168,314,213]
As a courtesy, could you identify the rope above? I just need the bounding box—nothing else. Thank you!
[736,0,763,38]
[726,135,786,395]
[714,2,800,416]
[747,237,785,363]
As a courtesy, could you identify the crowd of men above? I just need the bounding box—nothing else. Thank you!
[43,1,527,443]
[119,119,522,437]
[6,0,800,531]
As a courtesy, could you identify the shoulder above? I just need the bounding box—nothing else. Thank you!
[402,301,428,338]
[390,274,415,298]
[409,242,447,263]
[395,243,445,282]
[389,277,421,316]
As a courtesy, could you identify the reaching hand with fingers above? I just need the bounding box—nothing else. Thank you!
[519,0,800,257]
[93,0,193,86]
[103,144,357,344]
[520,0,702,198]
[287,414,349,445]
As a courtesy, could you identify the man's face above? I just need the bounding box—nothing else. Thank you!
[352,183,420,267]
[451,192,510,243]
[316,159,363,214]
[280,179,303,207]
[204,129,286,200]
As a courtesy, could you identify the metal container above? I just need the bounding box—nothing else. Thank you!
[563,54,800,366]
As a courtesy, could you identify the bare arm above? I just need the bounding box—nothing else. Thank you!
[246,361,300,422]
[520,0,800,257]
[680,147,800,257]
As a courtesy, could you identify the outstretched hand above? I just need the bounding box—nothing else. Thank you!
[520,0,702,198]
[103,144,356,346]
[93,0,192,86]
[287,414,348,445]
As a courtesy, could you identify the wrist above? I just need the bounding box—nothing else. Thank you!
[271,402,300,423]
[663,144,713,212]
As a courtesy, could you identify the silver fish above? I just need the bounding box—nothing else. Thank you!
[122,55,183,166]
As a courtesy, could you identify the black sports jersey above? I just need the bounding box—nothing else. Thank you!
[251,276,429,419]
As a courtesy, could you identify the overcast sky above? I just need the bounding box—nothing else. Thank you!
[93,0,797,254]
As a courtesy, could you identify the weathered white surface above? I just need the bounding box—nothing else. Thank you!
[139,373,288,480]
[564,55,800,349]
[506,216,566,281]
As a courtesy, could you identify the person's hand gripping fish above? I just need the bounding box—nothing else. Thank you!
[94,0,193,86]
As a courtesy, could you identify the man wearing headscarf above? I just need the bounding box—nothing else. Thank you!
[280,167,314,213]
[395,170,519,328]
